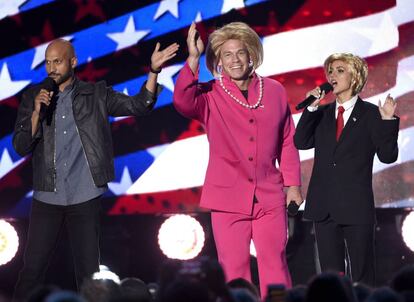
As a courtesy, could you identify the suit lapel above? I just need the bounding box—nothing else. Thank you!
[326,103,337,143]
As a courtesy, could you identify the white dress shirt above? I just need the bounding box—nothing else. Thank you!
[308,95,358,126]
[335,95,358,126]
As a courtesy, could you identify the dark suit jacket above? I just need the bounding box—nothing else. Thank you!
[294,98,399,224]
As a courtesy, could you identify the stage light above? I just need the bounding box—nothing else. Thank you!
[402,211,414,252]
[92,265,120,284]
[0,219,19,266]
[158,214,205,260]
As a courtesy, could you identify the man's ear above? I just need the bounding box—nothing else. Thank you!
[71,57,78,68]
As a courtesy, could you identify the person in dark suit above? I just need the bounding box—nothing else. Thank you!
[294,53,399,286]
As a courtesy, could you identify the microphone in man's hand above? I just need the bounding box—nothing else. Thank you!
[287,200,299,216]
[39,77,58,120]
[295,82,333,110]
[41,76,57,91]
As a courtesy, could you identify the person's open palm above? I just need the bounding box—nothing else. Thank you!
[378,94,397,120]
[150,42,180,72]
[187,22,204,59]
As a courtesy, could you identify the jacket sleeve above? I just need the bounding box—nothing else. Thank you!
[293,107,323,150]
[105,81,161,117]
[371,111,399,164]
[279,94,301,187]
[12,88,42,156]
[172,62,209,123]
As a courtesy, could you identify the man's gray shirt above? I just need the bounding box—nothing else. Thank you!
[34,80,107,205]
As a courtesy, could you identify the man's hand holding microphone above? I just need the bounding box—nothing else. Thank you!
[31,77,57,136]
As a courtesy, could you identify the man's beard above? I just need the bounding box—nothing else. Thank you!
[49,71,73,85]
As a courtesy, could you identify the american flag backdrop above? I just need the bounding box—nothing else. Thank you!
[0,0,413,218]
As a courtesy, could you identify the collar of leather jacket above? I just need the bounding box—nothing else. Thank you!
[72,78,101,99]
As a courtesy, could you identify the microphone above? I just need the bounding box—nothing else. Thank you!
[40,76,57,91]
[287,200,299,216]
[295,82,333,110]
[39,77,57,120]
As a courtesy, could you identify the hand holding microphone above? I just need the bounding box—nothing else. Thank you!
[35,77,57,120]
[295,82,333,110]
[286,186,303,216]
[287,200,300,216]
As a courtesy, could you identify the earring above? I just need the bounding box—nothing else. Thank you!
[248,60,253,68]
[217,65,223,76]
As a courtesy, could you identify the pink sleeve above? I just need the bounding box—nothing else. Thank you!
[173,62,209,123]
[279,95,302,187]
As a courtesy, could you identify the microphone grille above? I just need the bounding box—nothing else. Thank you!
[42,77,57,91]
[320,82,333,93]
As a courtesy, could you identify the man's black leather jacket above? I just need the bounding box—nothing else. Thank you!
[13,78,158,191]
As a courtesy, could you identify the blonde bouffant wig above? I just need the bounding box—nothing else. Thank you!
[206,22,263,77]
[324,53,368,96]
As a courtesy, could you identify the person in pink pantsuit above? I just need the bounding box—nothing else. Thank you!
[173,22,303,298]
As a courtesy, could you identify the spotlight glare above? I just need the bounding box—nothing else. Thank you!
[0,219,19,266]
[158,214,205,260]
[402,211,414,252]
[92,265,120,284]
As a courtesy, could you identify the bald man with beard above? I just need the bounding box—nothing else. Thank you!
[12,39,179,300]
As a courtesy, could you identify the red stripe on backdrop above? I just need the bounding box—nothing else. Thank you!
[396,92,414,130]
[108,187,203,215]
[373,161,414,206]
[0,158,32,214]
[252,0,395,35]
[280,0,395,31]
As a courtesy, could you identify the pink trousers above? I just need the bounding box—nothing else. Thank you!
[211,202,291,299]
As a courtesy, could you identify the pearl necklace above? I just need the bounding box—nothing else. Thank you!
[219,74,264,109]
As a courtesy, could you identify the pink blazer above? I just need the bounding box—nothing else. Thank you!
[173,63,301,214]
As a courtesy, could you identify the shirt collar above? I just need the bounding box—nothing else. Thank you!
[58,77,76,97]
[65,77,77,91]
[336,94,358,111]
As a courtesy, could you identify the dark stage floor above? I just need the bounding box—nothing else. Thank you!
[1,208,413,296]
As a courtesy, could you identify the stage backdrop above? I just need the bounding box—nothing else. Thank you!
[0,0,413,218]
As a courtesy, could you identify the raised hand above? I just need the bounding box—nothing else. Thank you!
[187,22,204,60]
[378,94,397,120]
[150,42,180,72]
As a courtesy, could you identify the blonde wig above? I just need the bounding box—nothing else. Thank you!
[206,22,263,77]
[324,53,368,96]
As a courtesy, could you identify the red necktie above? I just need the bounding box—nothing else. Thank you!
[336,106,345,141]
